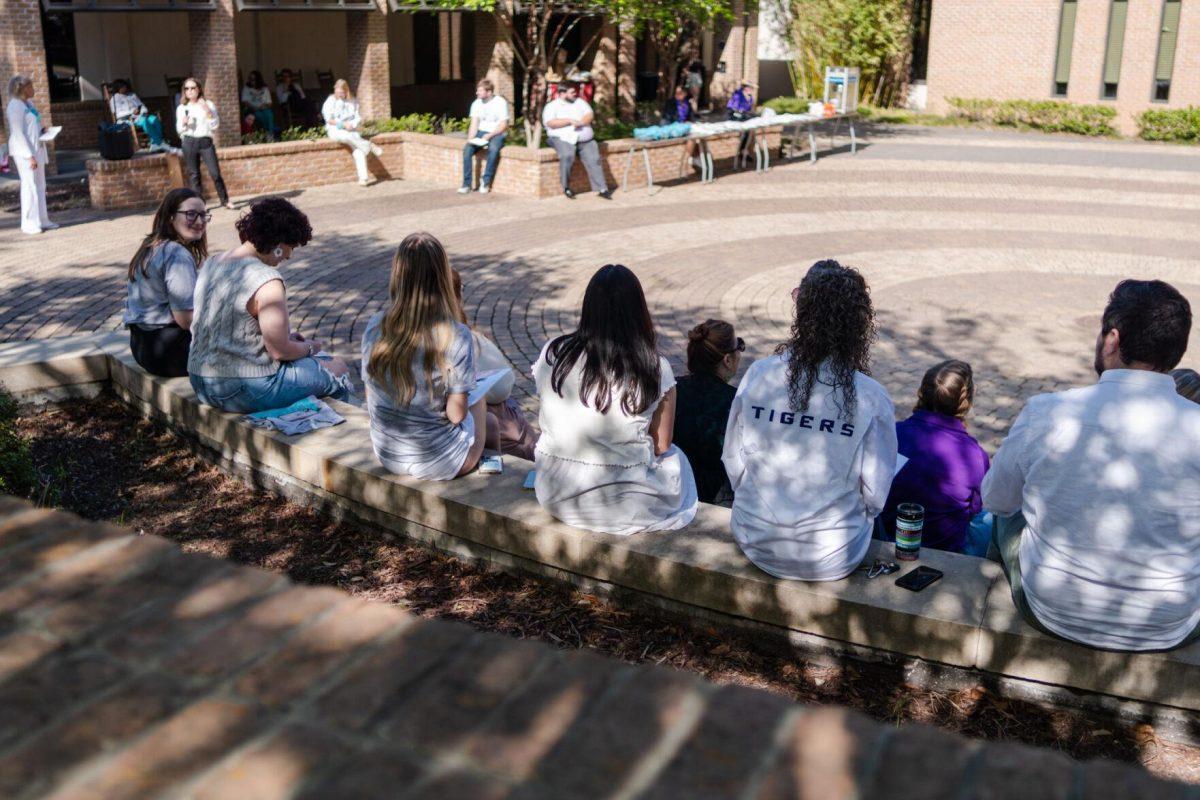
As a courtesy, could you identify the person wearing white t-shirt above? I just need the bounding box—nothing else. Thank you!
[542,82,611,199]
[459,79,509,194]
[984,279,1200,652]
[723,261,897,581]
[534,264,697,534]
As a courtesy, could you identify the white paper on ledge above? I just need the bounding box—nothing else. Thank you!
[469,368,512,407]
[39,126,62,142]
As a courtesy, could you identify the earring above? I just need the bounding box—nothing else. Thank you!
[272,247,284,259]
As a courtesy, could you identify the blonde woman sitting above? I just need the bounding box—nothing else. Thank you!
[361,232,499,480]
[322,79,382,186]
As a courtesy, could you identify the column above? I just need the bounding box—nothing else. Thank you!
[593,21,618,118]
[473,13,515,104]
[189,0,240,147]
[1,0,57,171]
[347,2,391,121]
[742,0,759,90]
[711,0,747,108]
[617,22,636,122]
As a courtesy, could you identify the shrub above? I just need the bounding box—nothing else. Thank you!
[763,96,815,114]
[0,389,34,500]
[280,125,325,142]
[1138,107,1200,142]
[439,116,472,134]
[240,130,269,146]
[946,97,1117,137]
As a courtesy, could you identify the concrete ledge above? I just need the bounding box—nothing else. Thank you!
[5,333,1198,715]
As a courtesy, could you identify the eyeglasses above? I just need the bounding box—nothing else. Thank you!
[726,337,746,355]
[176,210,211,224]
[184,85,199,92]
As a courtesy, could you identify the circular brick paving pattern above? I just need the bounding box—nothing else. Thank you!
[3,130,1199,448]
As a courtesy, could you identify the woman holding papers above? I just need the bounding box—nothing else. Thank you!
[5,75,56,235]
[533,264,697,535]
[722,260,897,581]
[362,232,499,480]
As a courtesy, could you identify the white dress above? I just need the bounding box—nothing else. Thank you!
[533,344,698,535]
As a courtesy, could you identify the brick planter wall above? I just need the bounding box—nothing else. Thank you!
[88,128,785,210]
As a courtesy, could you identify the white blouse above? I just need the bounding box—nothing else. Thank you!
[322,95,361,131]
[241,86,272,110]
[176,100,220,139]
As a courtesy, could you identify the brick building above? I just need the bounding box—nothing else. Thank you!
[920,0,1199,134]
[1,0,765,163]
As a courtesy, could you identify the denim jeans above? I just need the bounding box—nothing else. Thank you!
[462,133,505,188]
[190,357,349,414]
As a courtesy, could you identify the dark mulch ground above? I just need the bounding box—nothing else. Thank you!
[14,393,1200,784]
[0,178,91,214]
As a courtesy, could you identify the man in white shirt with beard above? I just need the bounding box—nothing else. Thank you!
[984,279,1200,652]
[542,81,612,200]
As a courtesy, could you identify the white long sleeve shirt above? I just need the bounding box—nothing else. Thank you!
[983,369,1200,651]
[5,97,43,159]
[110,91,146,122]
[322,95,361,131]
[176,100,220,139]
[722,355,898,581]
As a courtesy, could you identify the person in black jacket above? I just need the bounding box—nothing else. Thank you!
[661,85,697,123]
[673,319,744,506]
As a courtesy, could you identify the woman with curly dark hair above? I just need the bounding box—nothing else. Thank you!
[188,196,351,413]
[722,260,897,581]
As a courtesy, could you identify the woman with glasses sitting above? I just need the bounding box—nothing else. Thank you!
[673,319,744,506]
[123,188,209,377]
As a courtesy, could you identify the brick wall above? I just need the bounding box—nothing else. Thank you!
[473,13,515,109]
[926,0,1200,136]
[88,128,782,209]
[347,2,391,122]
[189,0,241,147]
[1,0,57,172]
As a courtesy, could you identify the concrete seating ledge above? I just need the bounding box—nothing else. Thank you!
[3,332,1199,716]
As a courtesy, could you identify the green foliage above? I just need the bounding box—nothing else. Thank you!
[240,130,269,146]
[440,116,472,134]
[790,0,912,107]
[593,119,636,141]
[279,125,325,142]
[1137,106,1200,142]
[763,96,815,114]
[946,98,1118,137]
[0,389,34,500]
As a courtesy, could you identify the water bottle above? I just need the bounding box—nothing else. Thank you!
[895,503,924,561]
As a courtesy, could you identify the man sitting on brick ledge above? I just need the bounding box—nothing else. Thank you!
[542,81,612,200]
[984,279,1200,652]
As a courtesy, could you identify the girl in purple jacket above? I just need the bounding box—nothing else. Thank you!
[881,360,991,556]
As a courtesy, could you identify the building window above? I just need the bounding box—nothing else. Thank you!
[1101,0,1127,99]
[40,8,79,103]
[1154,0,1182,101]
[1053,0,1078,97]
[910,0,932,82]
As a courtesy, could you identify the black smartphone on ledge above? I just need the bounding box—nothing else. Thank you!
[896,566,943,592]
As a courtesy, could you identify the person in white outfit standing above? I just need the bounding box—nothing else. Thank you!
[5,75,56,235]
[322,79,381,187]
[175,77,233,210]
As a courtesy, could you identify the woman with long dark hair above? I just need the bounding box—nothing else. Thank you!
[188,197,350,412]
[533,264,697,534]
[361,233,499,480]
[123,188,208,377]
[673,319,743,506]
[722,260,897,581]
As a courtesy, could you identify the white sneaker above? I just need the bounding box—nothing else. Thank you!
[370,144,383,157]
[42,222,60,231]
[358,177,371,186]
[21,228,43,235]
[478,184,490,194]
[457,186,471,194]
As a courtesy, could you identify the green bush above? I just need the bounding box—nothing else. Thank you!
[763,96,815,114]
[0,389,34,500]
[946,97,1117,137]
[240,130,269,146]
[1137,106,1200,142]
[439,116,472,134]
[279,125,325,142]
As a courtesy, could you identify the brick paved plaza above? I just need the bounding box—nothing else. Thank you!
[3,128,1200,448]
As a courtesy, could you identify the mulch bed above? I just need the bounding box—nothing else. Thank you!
[0,178,91,214]
[14,393,1200,784]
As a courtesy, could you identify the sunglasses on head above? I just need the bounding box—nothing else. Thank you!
[728,337,746,354]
